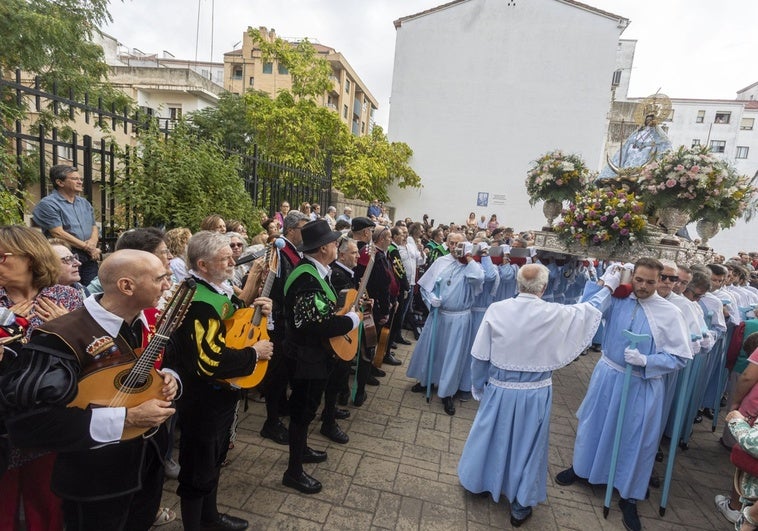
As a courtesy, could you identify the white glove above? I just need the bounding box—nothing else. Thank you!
[600,268,622,292]
[471,387,484,402]
[429,295,442,308]
[624,347,647,367]
[700,332,715,352]
[477,242,490,253]
[463,242,474,256]
[345,311,361,330]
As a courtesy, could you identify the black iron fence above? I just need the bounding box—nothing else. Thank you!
[1,70,332,248]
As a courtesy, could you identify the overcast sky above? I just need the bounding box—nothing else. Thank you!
[105,0,758,129]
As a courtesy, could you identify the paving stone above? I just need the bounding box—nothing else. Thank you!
[353,454,400,490]
[278,493,332,523]
[418,501,466,531]
[324,504,374,529]
[372,491,401,529]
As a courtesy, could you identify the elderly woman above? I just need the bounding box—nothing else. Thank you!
[228,232,249,294]
[0,225,83,531]
[166,227,192,281]
[48,238,89,300]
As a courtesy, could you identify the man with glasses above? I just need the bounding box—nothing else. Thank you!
[33,165,100,285]
[556,258,690,531]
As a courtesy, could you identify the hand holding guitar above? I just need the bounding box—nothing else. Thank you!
[252,296,273,316]
[124,399,175,430]
[254,339,273,361]
[158,370,179,401]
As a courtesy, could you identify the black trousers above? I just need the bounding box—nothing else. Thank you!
[61,445,164,531]
[285,354,328,476]
[321,357,349,424]
[262,337,290,422]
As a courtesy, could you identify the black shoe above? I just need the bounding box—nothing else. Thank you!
[302,446,328,463]
[334,408,350,420]
[383,353,402,366]
[282,470,322,494]
[693,414,703,424]
[413,327,421,340]
[371,365,386,377]
[555,466,577,486]
[201,513,249,530]
[619,498,641,531]
[510,507,532,528]
[391,342,399,349]
[396,337,412,345]
[455,391,472,402]
[655,450,664,462]
[703,408,715,420]
[320,422,349,444]
[442,396,456,415]
[353,391,367,407]
[367,375,380,386]
[649,475,660,488]
[260,420,289,445]
[337,393,349,406]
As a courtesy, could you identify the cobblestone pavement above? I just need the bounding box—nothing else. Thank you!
[157,342,736,530]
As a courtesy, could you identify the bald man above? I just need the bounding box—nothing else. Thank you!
[4,250,179,531]
[457,263,617,526]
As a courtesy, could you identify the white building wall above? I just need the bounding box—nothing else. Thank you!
[387,0,627,230]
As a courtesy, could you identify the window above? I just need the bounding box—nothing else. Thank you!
[343,104,348,119]
[737,146,750,159]
[741,117,755,130]
[611,69,622,87]
[232,65,242,80]
[714,112,731,124]
[277,63,288,75]
[361,121,365,134]
[249,76,254,87]
[696,110,705,123]
[710,140,726,153]
[168,106,182,120]
[57,145,73,160]
[345,79,351,94]
[262,62,273,74]
[691,139,700,148]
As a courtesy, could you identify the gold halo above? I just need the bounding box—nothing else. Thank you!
[633,93,672,125]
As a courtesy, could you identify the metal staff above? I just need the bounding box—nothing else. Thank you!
[604,329,650,518]
[426,279,442,403]
[659,336,697,516]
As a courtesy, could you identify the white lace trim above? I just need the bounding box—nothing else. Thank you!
[440,309,469,316]
[488,376,552,390]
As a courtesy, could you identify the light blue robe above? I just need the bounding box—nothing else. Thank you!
[572,283,688,500]
[598,124,672,180]
[406,259,484,397]
[464,257,499,392]
[458,289,608,508]
[494,263,518,301]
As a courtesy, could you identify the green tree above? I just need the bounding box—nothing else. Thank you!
[117,122,256,230]
[249,28,332,99]
[188,92,255,153]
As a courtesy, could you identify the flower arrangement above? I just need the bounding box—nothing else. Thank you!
[636,146,727,215]
[690,162,757,228]
[525,150,591,206]
[556,188,648,250]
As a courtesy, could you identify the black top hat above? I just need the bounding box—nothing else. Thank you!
[299,219,341,252]
[351,216,376,232]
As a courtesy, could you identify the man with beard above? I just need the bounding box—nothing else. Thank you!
[556,258,690,531]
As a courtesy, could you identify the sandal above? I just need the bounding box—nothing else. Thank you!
[153,507,176,526]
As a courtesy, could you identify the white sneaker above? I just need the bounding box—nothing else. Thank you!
[714,494,740,523]
[164,457,180,479]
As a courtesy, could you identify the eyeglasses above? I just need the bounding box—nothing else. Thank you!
[687,290,707,301]
[60,255,80,265]
[230,243,244,248]
[660,274,679,282]
[0,252,13,264]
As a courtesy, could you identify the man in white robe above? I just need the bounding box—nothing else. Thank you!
[457,263,617,526]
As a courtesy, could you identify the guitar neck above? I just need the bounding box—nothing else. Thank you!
[354,255,375,312]
[253,268,276,326]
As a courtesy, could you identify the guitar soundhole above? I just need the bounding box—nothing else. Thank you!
[114,369,152,394]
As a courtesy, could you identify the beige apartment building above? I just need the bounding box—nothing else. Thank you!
[224,27,378,136]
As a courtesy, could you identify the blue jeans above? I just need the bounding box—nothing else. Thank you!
[511,499,532,519]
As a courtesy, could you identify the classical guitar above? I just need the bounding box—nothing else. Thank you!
[373,312,394,368]
[68,279,196,440]
[330,241,376,360]
[221,239,281,389]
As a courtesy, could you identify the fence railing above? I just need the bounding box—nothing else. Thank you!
[1,70,333,248]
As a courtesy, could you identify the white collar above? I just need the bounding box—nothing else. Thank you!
[83,294,147,337]
[304,255,331,279]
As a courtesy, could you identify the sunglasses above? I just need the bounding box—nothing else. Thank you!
[660,274,679,282]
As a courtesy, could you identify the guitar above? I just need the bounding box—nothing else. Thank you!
[330,241,376,360]
[373,312,394,368]
[221,239,280,389]
[68,279,197,440]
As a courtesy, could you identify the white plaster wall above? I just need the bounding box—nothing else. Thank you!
[387,0,626,230]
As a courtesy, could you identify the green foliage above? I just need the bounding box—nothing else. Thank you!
[190,91,420,202]
[0,183,25,225]
[249,28,332,99]
[117,122,256,230]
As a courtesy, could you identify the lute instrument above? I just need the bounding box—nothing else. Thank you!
[221,239,281,389]
[330,241,376,360]
[68,278,196,440]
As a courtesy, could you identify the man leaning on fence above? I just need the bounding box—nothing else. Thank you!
[33,165,101,285]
